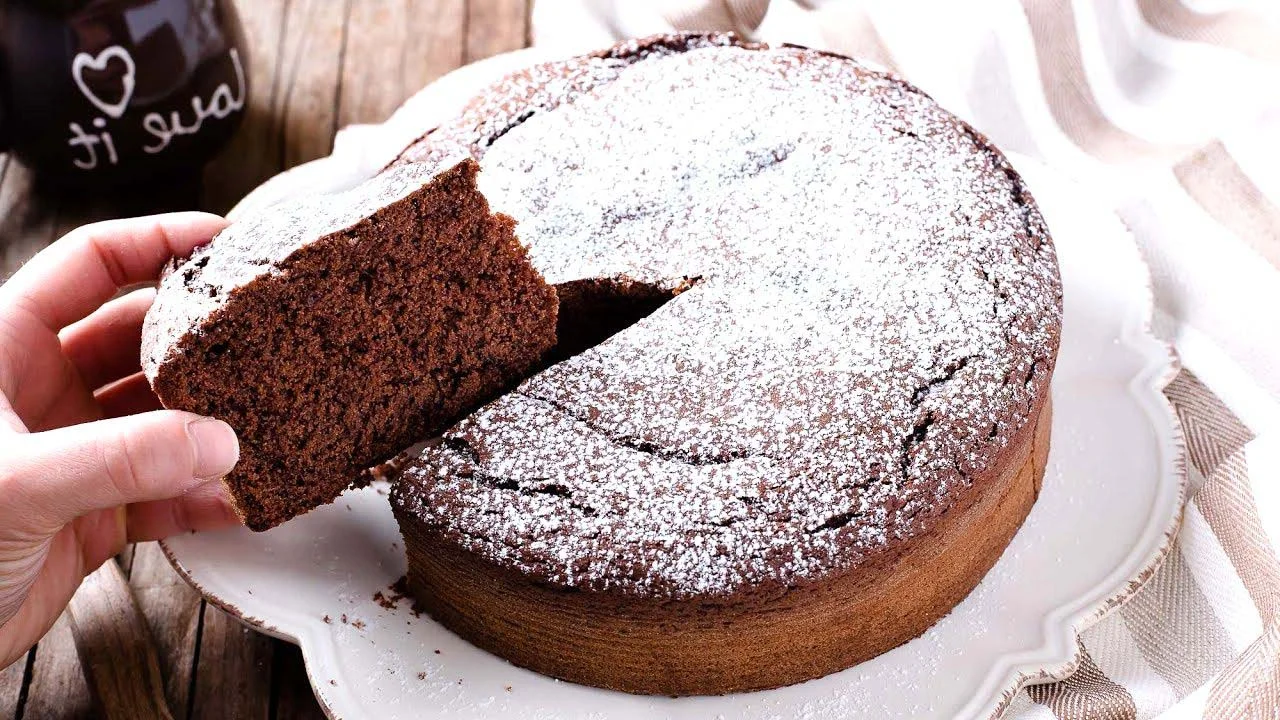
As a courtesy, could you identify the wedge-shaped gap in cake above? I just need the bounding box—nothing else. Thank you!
[540,276,699,368]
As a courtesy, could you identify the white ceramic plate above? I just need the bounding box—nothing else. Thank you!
[162,53,1185,720]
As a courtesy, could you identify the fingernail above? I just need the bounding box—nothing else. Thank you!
[187,418,239,481]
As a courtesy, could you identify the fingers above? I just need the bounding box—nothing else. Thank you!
[1,410,239,534]
[0,212,228,332]
[60,287,156,390]
[95,372,163,418]
[125,481,240,542]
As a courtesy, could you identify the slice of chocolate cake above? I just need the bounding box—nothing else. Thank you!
[142,158,558,530]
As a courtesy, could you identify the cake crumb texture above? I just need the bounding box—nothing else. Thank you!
[143,159,558,530]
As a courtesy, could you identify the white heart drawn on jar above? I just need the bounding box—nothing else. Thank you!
[71,46,136,119]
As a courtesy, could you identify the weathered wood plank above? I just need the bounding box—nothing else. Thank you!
[465,0,530,63]
[130,544,202,720]
[22,613,94,720]
[338,0,467,128]
[0,158,58,281]
[275,0,354,170]
[203,0,290,214]
[0,650,30,719]
[189,607,273,720]
[271,643,325,720]
[66,561,173,720]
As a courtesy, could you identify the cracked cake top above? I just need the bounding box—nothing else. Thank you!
[391,34,1062,600]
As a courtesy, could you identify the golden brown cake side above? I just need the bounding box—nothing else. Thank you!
[394,397,1051,696]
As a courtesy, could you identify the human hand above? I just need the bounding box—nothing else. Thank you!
[0,213,242,669]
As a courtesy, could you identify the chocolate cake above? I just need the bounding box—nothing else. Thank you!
[141,159,558,530]
[388,34,1063,695]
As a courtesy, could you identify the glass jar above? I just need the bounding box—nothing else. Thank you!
[0,0,249,186]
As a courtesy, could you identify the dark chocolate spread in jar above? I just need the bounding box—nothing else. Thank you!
[0,0,248,187]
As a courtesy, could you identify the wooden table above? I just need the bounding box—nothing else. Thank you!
[0,1,531,717]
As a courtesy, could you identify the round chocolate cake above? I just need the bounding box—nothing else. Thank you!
[389,34,1062,695]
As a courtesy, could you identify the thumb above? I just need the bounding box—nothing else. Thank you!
[1,411,239,534]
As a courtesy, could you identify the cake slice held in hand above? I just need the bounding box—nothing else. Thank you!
[141,159,558,531]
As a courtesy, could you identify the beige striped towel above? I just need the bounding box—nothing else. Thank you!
[529,1,1280,717]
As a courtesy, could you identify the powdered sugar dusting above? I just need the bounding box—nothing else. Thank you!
[395,42,1062,598]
